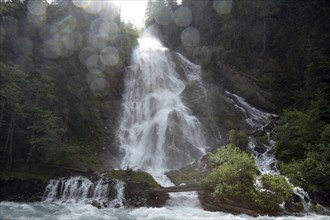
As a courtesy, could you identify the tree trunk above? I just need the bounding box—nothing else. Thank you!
[25,144,37,167]
[3,119,13,158]
[6,119,15,169]
[262,15,266,54]
[0,103,5,135]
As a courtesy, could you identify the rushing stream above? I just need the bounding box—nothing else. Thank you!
[1,37,329,220]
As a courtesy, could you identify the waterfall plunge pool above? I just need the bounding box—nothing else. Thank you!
[1,201,329,220]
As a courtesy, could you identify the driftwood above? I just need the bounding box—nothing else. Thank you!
[151,184,202,193]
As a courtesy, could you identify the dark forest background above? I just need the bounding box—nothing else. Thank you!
[0,0,329,205]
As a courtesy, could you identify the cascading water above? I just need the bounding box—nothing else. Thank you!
[108,179,126,208]
[1,40,329,220]
[116,36,208,210]
[226,91,313,211]
[118,37,207,175]
[43,176,125,208]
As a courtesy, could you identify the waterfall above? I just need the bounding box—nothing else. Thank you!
[109,180,126,208]
[225,91,271,127]
[118,37,207,175]
[43,176,126,208]
[226,91,313,211]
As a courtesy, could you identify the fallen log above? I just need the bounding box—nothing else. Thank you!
[151,185,202,193]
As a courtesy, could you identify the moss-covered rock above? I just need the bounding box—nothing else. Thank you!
[105,170,169,207]
[105,170,159,188]
[166,169,206,186]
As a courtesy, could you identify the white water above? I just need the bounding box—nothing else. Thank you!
[117,36,208,214]
[43,176,125,208]
[227,92,316,211]
[2,38,329,219]
[2,201,329,220]
[118,37,206,175]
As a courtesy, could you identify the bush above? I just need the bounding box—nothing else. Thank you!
[202,144,258,201]
[202,144,294,212]
[255,175,293,211]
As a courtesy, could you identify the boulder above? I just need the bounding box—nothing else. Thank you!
[199,190,284,217]
[105,170,169,208]
[91,200,102,209]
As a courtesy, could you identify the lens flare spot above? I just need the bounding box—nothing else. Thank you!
[180,27,200,47]
[173,7,192,27]
[87,72,108,93]
[99,21,119,41]
[154,6,173,26]
[100,47,119,66]
[79,47,97,66]
[27,0,47,16]
[213,0,233,15]
[27,13,46,28]
[99,2,119,21]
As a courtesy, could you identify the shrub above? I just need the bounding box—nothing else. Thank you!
[202,144,294,212]
[201,144,258,202]
[255,175,293,211]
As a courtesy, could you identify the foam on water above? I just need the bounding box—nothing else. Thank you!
[118,37,207,174]
[1,201,329,220]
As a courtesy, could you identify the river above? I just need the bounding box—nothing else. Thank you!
[1,201,329,220]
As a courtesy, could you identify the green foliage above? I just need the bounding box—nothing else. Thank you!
[255,175,293,211]
[106,170,159,188]
[202,144,294,212]
[166,169,206,186]
[0,63,63,168]
[228,129,248,150]
[279,151,330,194]
[0,0,140,174]
[275,108,330,196]
[275,109,325,162]
[0,169,62,180]
[202,144,258,201]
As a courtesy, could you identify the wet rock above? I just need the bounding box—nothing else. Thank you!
[166,158,208,185]
[113,203,121,208]
[254,144,267,154]
[105,170,169,208]
[92,200,102,209]
[0,179,49,202]
[310,192,330,207]
[252,127,266,137]
[284,197,304,213]
[124,182,169,208]
[199,190,284,217]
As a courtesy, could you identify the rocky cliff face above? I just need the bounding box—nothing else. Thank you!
[0,179,49,202]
